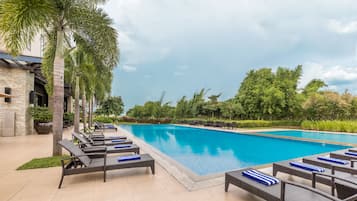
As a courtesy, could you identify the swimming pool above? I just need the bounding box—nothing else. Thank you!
[257,130,357,145]
[120,124,349,175]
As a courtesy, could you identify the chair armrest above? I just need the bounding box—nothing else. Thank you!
[313,171,357,186]
[331,165,357,175]
[74,152,107,157]
[281,180,339,201]
[82,146,107,153]
[312,171,357,197]
[78,142,93,146]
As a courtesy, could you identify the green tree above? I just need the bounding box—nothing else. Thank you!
[0,0,119,155]
[175,96,190,118]
[273,65,303,119]
[65,47,97,133]
[236,66,302,120]
[302,79,327,96]
[96,96,124,116]
[188,88,208,117]
[202,93,221,118]
[236,68,274,119]
[220,99,244,120]
[127,105,145,118]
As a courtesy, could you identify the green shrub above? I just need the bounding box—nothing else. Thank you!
[301,120,357,132]
[175,119,301,128]
[235,120,272,128]
[93,115,114,123]
[29,107,52,123]
[64,112,74,122]
[271,120,302,127]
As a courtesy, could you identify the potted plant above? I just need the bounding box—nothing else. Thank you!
[30,107,53,134]
[63,112,74,128]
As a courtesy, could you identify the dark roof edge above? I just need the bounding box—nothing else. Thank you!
[0,51,42,63]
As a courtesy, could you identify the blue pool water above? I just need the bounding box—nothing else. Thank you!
[120,125,349,175]
[257,130,357,144]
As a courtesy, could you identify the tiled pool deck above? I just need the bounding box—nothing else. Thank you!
[0,126,333,201]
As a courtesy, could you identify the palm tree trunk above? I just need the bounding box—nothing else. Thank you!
[82,91,87,131]
[90,97,94,128]
[88,98,92,129]
[52,30,65,156]
[74,75,80,133]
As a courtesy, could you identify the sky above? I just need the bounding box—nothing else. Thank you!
[103,0,357,111]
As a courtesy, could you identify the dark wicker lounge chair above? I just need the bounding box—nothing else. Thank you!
[348,148,357,153]
[94,122,118,132]
[302,156,355,169]
[81,131,127,141]
[72,132,132,146]
[273,160,357,198]
[225,169,357,201]
[72,132,138,154]
[330,150,357,162]
[58,139,154,188]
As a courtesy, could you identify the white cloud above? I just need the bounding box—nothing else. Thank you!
[323,66,357,82]
[300,62,357,93]
[121,64,137,72]
[327,19,357,34]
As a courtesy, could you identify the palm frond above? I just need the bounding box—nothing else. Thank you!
[67,5,119,68]
[0,0,56,55]
[42,28,57,95]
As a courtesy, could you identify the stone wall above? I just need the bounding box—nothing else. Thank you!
[0,67,34,136]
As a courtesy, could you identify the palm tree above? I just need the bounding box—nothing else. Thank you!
[65,47,97,134]
[0,0,119,156]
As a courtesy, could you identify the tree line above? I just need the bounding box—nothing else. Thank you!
[126,65,357,121]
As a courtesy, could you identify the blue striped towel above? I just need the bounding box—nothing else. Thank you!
[105,125,116,129]
[289,162,325,172]
[242,169,279,186]
[112,139,125,142]
[317,156,348,165]
[114,144,132,149]
[118,155,141,162]
[345,152,357,157]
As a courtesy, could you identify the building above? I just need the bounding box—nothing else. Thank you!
[0,35,72,137]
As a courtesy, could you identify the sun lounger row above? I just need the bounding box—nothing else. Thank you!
[57,131,154,188]
[226,148,357,200]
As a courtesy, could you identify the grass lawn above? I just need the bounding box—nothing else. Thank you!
[17,155,69,170]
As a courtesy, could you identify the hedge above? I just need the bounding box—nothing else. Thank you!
[301,120,357,133]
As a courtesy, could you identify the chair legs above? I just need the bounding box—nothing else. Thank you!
[225,181,230,192]
[150,163,155,174]
[58,173,64,189]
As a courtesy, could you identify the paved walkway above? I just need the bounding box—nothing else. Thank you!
[0,127,283,201]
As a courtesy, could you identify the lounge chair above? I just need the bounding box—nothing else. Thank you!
[72,132,132,146]
[58,139,154,188]
[81,131,127,141]
[225,168,357,200]
[330,150,357,162]
[94,122,118,132]
[302,155,354,169]
[273,160,357,197]
[72,132,138,153]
